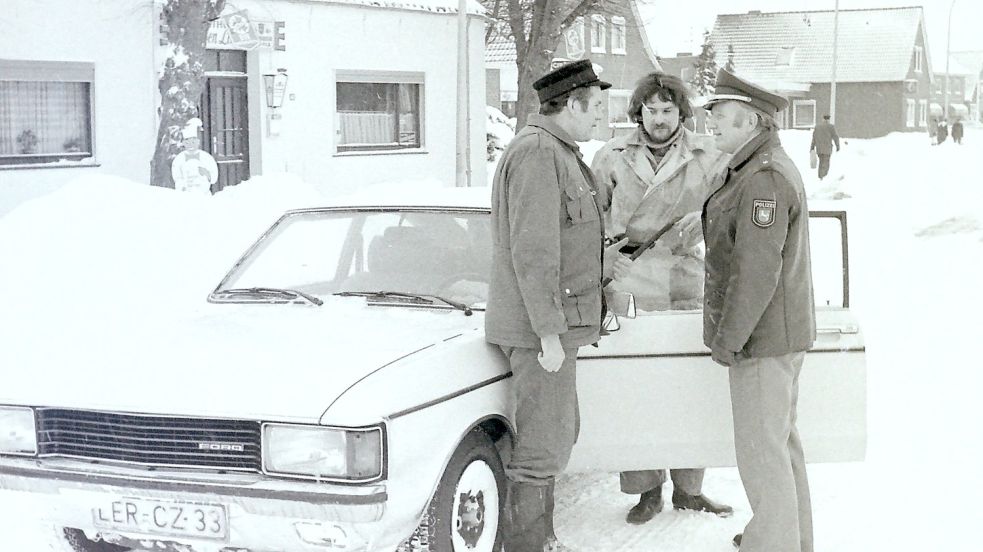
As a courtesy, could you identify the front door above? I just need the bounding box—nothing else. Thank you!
[202,76,249,193]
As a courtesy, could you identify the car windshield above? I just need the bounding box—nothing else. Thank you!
[213,209,492,309]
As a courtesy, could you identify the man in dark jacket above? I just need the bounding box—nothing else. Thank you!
[703,68,817,552]
[485,59,623,552]
[809,114,839,180]
[952,118,964,144]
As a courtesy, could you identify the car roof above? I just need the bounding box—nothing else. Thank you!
[312,183,493,211]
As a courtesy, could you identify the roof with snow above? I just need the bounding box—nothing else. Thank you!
[486,34,516,63]
[308,0,485,16]
[709,6,929,84]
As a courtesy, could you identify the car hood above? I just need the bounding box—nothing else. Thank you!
[1,298,480,424]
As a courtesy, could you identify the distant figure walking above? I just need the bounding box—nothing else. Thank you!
[928,117,938,144]
[809,114,839,180]
[951,118,964,144]
[936,120,949,145]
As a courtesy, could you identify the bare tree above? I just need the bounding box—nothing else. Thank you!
[484,0,621,129]
[150,0,226,188]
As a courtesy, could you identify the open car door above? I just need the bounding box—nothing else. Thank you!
[569,209,866,472]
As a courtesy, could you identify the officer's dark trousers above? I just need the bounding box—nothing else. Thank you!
[730,351,813,552]
[499,345,579,551]
[817,154,831,179]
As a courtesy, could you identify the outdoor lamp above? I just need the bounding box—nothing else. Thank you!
[263,68,289,109]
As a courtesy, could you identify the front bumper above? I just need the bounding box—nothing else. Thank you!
[0,456,389,552]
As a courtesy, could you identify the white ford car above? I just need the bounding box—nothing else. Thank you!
[0,187,865,552]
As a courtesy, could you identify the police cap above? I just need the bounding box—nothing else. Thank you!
[703,68,789,115]
[533,59,612,104]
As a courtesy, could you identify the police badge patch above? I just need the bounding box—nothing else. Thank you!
[752,199,777,228]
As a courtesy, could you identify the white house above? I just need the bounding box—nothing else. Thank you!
[0,0,487,217]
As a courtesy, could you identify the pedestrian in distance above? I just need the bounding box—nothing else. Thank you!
[703,68,817,552]
[936,119,949,145]
[951,118,964,144]
[809,114,839,180]
[590,71,734,525]
[484,58,629,552]
[928,117,938,144]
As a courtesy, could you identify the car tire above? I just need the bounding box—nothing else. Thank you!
[401,428,506,552]
[61,528,129,552]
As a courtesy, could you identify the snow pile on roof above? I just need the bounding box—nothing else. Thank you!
[311,0,484,15]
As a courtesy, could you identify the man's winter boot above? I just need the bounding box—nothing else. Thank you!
[625,486,663,524]
[671,488,734,517]
[503,480,548,552]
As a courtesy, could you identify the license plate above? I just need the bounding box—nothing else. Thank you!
[92,497,228,540]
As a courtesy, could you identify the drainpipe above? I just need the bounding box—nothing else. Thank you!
[829,0,839,125]
[456,0,472,187]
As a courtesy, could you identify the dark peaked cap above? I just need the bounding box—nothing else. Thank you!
[533,59,612,103]
[703,68,789,114]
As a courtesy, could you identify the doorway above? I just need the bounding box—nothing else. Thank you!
[201,50,250,192]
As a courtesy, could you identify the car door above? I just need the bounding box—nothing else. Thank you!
[568,210,866,472]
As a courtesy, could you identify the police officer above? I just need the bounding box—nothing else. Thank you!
[485,59,625,552]
[702,69,817,552]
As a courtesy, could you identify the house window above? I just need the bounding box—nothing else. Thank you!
[335,71,424,153]
[914,46,923,73]
[680,67,695,83]
[611,16,626,55]
[564,17,586,58]
[919,99,928,127]
[608,89,632,127]
[904,79,918,93]
[775,47,795,66]
[792,99,817,128]
[905,99,915,127]
[0,60,94,167]
[591,15,606,54]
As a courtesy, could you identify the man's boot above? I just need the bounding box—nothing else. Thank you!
[503,480,547,552]
[671,488,734,517]
[625,486,663,524]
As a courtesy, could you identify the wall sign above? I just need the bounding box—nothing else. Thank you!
[207,9,285,51]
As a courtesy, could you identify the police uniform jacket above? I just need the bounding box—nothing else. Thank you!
[702,129,816,357]
[485,114,604,350]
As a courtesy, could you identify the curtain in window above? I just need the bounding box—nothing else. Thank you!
[337,82,420,149]
[0,81,90,156]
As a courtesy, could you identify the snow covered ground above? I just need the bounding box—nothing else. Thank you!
[2,127,982,551]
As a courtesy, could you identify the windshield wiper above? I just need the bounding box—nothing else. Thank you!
[334,290,473,316]
[215,287,323,306]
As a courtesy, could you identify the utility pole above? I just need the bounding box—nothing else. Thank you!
[944,0,956,122]
[829,0,839,124]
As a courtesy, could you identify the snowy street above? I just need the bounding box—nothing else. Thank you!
[2,127,982,551]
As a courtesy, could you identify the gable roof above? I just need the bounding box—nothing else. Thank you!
[709,6,930,84]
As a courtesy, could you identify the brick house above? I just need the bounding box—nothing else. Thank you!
[709,7,934,138]
[946,50,983,123]
[485,0,662,140]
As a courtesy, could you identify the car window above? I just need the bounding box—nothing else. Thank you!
[618,211,848,316]
[217,210,491,307]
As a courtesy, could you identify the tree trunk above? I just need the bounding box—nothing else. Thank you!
[515,43,553,129]
[150,0,225,188]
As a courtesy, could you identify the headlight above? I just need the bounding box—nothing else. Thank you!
[0,406,37,456]
[262,423,384,481]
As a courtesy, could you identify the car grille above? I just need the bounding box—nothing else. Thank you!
[35,408,263,472]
